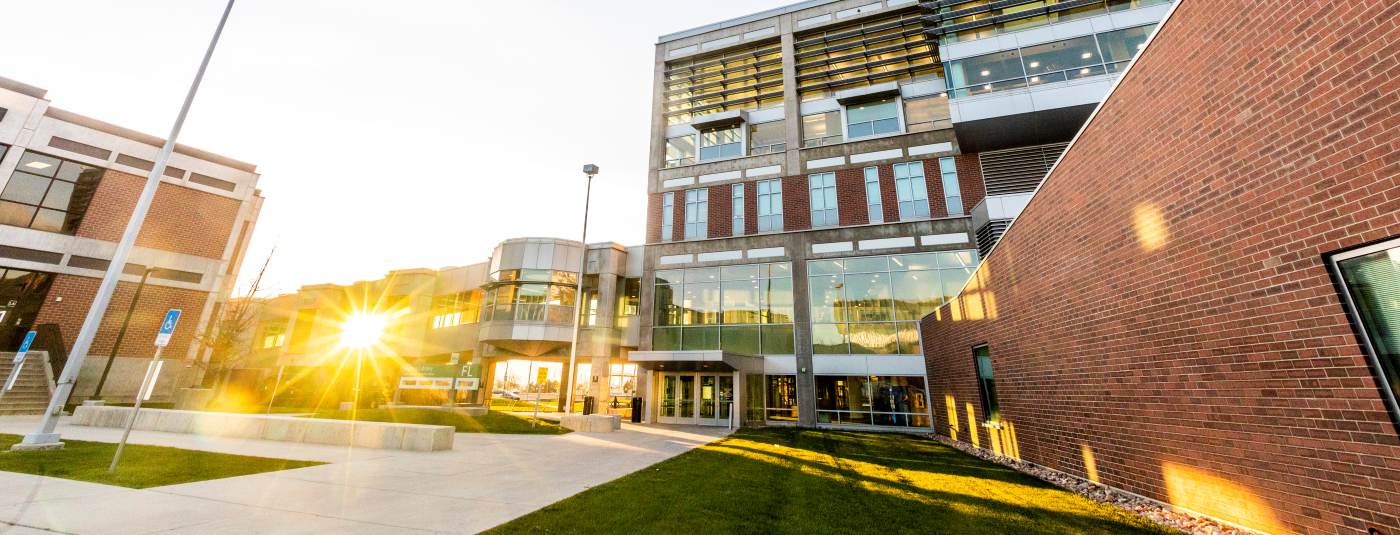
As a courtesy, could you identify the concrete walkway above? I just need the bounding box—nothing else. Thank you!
[0,414,734,534]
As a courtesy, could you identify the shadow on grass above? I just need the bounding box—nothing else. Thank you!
[302,408,571,435]
[483,427,1176,535]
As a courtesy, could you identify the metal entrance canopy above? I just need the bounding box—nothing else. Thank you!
[627,350,763,374]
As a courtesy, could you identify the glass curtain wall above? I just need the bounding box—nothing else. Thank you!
[0,151,104,235]
[809,251,977,354]
[945,23,1157,97]
[431,289,484,328]
[935,0,1172,44]
[653,263,795,354]
[794,10,940,102]
[482,269,578,323]
[665,42,784,126]
[816,375,930,426]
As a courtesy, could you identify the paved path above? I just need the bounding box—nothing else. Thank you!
[0,415,733,534]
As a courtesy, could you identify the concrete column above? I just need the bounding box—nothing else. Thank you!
[788,237,816,427]
[780,16,802,177]
[556,361,573,413]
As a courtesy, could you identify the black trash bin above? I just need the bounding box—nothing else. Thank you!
[582,396,595,415]
[630,397,643,423]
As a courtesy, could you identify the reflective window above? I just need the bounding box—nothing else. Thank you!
[904,94,951,132]
[937,0,1168,45]
[894,162,930,219]
[809,173,837,227]
[757,179,783,232]
[684,188,708,239]
[808,251,978,354]
[262,323,285,348]
[699,126,742,161]
[801,112,842,148]
[661,192,674,241]
[0,151,103,235]
[846,98,900,139]
[731,184,745,236]
[794,11,940,102]
[864,167,883,223]
[431,289,484,328]
[947,24,1157,96]
[938,158,963,215]
[766,374,798,421]
[974,345,1001,422]
[817,375,930,427]
[1096,24,1157,66]
[665,42,783,126]
[664,136,696,168]
[749,121,786,155]
[653,263,794,354]
[481,272,575,324]
[617,277,641,317]
[1333,240,1400,421]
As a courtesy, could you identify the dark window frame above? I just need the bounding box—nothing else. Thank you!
[1326,237,1400,430]
[973,344,1000,423]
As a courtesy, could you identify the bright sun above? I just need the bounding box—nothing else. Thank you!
[341,313,387,348]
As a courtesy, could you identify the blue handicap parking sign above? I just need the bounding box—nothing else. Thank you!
[155,310,181,347]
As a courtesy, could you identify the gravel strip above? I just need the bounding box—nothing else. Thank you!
[925,433,1265,535]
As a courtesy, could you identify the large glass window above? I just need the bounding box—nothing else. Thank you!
[757,179,783,232]
[808,251,977,355]
[665,136,696,168]
[617,277,641,319]
[801,112,842,148]
[946,24,1158,96]
[699,126,742,161]
[665,42,783,126]
[808,173,837,227]
[894,162,930,219]
[947,50,1026,97]
[767,375,798,421]
[653,263,794,354]
[1333,240,1400,422]
[846,98,900,139]
[938,158,963,215]
[684,188,708,239]
[1096,24,1157,72]
[731,184,744,236]
[431,289,483,328]
[1020,35,1103,85]
[481,270,577,323]
[974,345,1001,423]
[904,94,951,133]
[0,151,103,235]
[661,192,674,241]
[936,0,1168,45]
[749,121,786,155]
[864,167,883,223]
[817,375,930,427]
[262,323,285,348]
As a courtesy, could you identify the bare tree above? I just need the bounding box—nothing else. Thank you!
[193,248,275,401]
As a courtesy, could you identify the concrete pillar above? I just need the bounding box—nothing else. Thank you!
[780,16,802,177]
[788,242,816,427]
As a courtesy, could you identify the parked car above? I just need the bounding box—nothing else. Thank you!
[497,390,520,400]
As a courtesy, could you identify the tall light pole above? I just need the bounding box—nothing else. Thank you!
[563,164,598,414]
[15,0,238,451]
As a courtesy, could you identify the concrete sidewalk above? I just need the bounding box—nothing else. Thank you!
[0,414,733,534]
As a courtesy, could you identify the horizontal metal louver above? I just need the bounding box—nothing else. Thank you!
[976,220,1010,258]
[978,142,1069,196]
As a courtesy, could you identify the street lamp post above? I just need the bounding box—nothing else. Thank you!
[563,164,598,414]
[90,267,158,402]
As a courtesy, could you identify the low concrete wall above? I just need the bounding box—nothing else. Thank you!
[70,406,454,452]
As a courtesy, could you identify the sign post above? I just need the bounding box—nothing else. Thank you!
[531,362,547,428]
[0,331,37,405]
[109,309,179,472]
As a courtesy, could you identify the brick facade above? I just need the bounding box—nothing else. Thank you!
[76,169,242,260]
[834,167,868,226]
[920,1,1400,534]
[743,180,759,236]
[708,183,732,239]
[646,192,663,244]
[780,175,810,232]
[876,164,900,223]
[951,154,985,214]
[35,274,206,359]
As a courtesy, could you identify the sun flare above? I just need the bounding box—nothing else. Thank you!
[341,313,387,348]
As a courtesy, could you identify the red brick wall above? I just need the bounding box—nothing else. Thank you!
[781,175,810,232]
[744,180,759,235]
[646,192,663,243]
[708,184,732,239]
[77,169,241,260]
[877,165,900,222]
[921,159,949,219]
[671,191,686,242]
[921,2,1400,534]
[834,167,868,226]
[953,154,985,214]
[35,274,207,359]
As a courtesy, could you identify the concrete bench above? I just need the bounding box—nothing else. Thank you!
[70,406,454,451]
[560,414,621,433]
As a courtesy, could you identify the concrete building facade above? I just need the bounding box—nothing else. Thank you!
[0,75,263,408]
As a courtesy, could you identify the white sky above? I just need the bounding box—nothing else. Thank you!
[0,0,793,295]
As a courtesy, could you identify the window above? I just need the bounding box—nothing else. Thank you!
[808,251,978,355]
[809,173,837,227]
[904,94,952,133]
[947,50,1027,97]
[946,24,1159,96]
[617,278,641,317]
[974,345,1000,423]
[938,158,963,215]
[864,167,883,223]
[684,188,708,239]
[0,151,103,235]
[732,184,745,236]
[749,121,786,155]
[893,162,930,219]
[817,375,930,427]
[801,112,843,147]
[661,192,674,241]
[757,179,783,232]
[665,136,696,168]
[653,263,795,355]
[481,270,577,323]
[664,42,783,126]
[846,98,900,139]
[1331,239,1400,423]
[262,324,285,348]
[699,126,742,161]
[1020,35,1104,86]
[767,375,798,421]
[431,289,483,328]
[1096,24,1157,73]
[794,11,940,101]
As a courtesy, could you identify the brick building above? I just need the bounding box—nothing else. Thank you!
[0,75,262,406]
[920,1,1400,534]
[631,0,1172,428]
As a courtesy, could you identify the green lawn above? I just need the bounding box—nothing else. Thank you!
[304,408,570,435]
[0,434,323,489]
[484,428,1177,535]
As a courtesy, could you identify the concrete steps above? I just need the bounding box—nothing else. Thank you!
[0,355,54,415]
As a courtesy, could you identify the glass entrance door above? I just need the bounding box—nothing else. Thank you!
[656,373,735,426]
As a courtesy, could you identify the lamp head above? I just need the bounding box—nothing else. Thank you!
[582,164,599,176]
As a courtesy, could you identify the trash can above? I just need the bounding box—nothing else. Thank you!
[630,397,643,423]
[583,396,595,415]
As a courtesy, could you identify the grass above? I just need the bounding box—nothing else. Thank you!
[484,428,1178,535]
[0,434,323,489]
[489,398,583,413]
[303,408,571,435]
